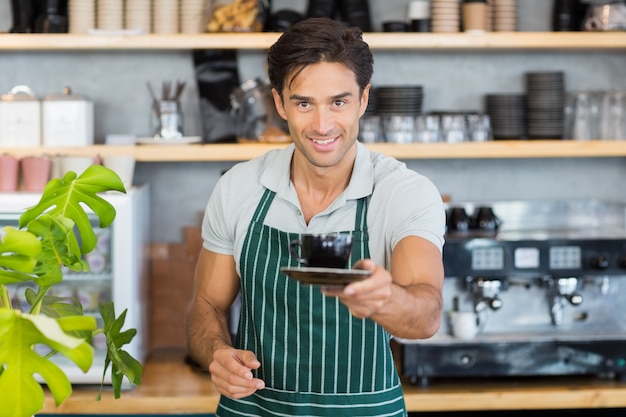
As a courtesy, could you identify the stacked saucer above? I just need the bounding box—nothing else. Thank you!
[97,0,124,30]
[485,94,526,139]
[125,0,152,33]
[181,0,207,34]
[374,86,424,116]
[68,0,96,33]
[525,71,566,139]
[431,0,461,33]
[154,0,179,34]
[491,0,517,31]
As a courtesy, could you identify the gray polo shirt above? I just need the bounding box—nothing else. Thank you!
[202,142,445,275]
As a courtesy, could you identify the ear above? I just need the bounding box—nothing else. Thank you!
[271,88,288,120]
[358,84,371,118]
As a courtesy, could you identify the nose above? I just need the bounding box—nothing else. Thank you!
[311,106,334,135]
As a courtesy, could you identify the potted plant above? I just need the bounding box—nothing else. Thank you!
[0,164,143,417]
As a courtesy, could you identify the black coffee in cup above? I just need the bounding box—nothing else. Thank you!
[290,233,353,269]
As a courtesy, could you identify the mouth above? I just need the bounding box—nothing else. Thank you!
[310,136,339,146]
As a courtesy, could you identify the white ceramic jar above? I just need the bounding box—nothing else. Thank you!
[0,85,42,147]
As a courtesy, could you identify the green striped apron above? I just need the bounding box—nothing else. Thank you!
[216,189,406,416]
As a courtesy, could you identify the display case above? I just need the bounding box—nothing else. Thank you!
[0,185,150,384]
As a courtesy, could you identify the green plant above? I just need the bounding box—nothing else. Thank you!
[0,164,143,417]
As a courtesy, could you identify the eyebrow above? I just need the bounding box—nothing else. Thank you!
[288,92,353,102]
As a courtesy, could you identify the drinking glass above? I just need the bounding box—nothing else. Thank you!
[359,115,383,143]
[467,114,493,142]
[441,114,467,143]
[382,115,415,143]
[415,114,440,143]
[600,89,626,141]
[566,91,600,141]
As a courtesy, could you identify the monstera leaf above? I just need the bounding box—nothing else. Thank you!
[19,165,125,254]
[27,214,88,288]
[97,302,142,400]
[23,288,91,341]
[0,227,41,285]
[0,309,96,417]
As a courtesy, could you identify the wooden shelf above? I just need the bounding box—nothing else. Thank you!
[3,140,626,162]
[1,32,625,51]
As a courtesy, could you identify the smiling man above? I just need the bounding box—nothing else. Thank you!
[186,17,446,417]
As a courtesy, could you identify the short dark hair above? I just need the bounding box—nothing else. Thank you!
[267,18,374,98]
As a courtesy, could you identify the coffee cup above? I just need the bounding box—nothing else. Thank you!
[447,207,471,233]
[102,155,136,190]
[449,311,479,340]
[60,156,94,177]
[290,233,353,269]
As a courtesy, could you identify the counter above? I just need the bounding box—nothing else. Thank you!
[42,348,626,414]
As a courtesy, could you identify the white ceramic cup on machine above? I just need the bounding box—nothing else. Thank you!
[449,311,479,340]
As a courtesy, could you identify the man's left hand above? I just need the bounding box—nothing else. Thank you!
[320,259,392,318]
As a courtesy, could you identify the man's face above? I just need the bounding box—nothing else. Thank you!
[272,62,370,170]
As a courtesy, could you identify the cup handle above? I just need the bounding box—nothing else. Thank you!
[289,239,307,265]
[584,17,601,31]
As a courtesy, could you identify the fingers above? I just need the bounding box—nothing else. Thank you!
[239,349,262,370]
[320,260,393,318]
[209,348,265,399]
[345,261,391,295]
[352,258,376,272]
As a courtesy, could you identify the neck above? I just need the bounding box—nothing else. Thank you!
[290,145,357,222]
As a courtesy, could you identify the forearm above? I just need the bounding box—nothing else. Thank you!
[185,298,233,370]
[371,282,442,340]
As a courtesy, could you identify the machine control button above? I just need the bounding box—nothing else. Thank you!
[590,255,610,270]
[550,246,581,269]
[458,353,474,368]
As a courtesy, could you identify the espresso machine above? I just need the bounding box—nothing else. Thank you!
[398,199,626,386]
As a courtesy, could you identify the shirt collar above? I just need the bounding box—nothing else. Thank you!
[260,142,374,200]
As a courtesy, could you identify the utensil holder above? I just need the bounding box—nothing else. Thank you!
[153,100,184,140]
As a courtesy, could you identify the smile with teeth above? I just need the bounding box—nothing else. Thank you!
[311,136,338,145]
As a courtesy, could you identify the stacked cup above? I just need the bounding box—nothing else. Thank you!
[491,0,517,31]
[154,0,179,34]
[68,0,96,33]
[125,0,152,33]
[431,0,461,33]
[97,0,124,30]
[181,0,207,34]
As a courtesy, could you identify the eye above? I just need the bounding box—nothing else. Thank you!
[333,100,346,108]
[297,101,310,110]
